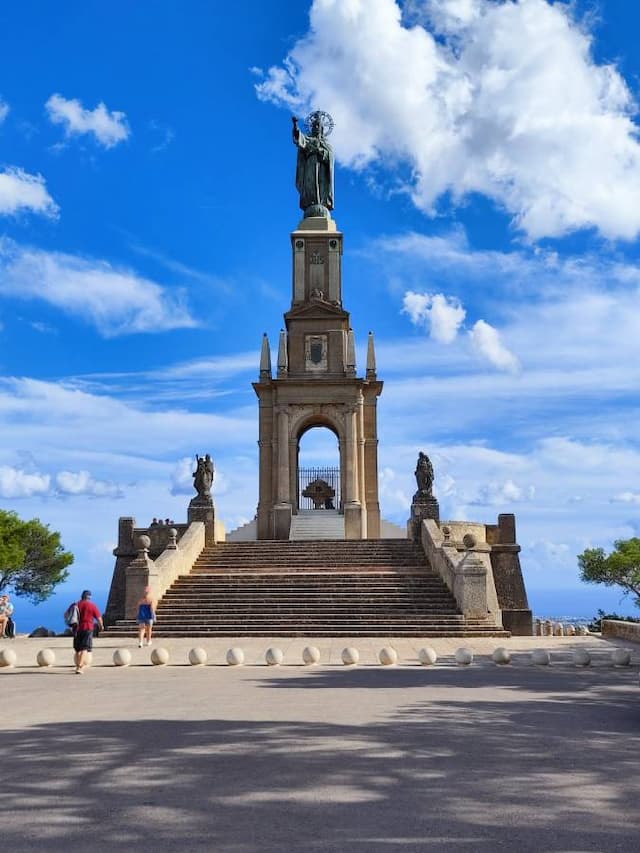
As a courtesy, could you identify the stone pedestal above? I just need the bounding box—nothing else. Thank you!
[272,503,292,540]
[188,497,216,547]
[408,491,440,539]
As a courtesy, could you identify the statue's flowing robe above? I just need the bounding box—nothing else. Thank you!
[293,130,334,212]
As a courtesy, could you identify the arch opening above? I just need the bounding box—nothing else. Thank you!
[296,426,342,512]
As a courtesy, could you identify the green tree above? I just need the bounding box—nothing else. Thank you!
[578,538,640,608]
[0,509,74,602]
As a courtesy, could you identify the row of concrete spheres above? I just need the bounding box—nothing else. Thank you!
[0,645,634,668]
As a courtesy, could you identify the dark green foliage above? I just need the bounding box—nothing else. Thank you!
[587,608,640,633]
[0,509,73,602]
[578,538,640,609]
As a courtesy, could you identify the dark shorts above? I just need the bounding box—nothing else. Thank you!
[73,630,93,652]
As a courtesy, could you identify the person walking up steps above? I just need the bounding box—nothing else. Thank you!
[137,586,157,647]
[73,590,103,675]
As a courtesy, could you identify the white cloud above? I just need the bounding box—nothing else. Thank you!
[0,97,9,123]
[55,470,123,499]
[170,457,195,496]
[256,0,640,240]
[402,291,465,343]
[611,491,640,505]
[469,319,520,373]
[0,167,59,218]
[0,238,196,336]
[0,466,51,498]
[470,478,535,506]
[0,464,123,499]
[45,93,130,148]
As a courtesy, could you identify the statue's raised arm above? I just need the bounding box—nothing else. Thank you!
[292,110,335,219]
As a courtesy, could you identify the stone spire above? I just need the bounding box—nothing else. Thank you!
[277,329,288,377]
[259,333,272,380]
[366,331,377,379]
[346,328,356,377]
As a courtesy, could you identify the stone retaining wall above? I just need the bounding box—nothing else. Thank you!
[601,619,640,643]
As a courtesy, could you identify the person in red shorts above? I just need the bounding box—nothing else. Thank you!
[73,590,103,675]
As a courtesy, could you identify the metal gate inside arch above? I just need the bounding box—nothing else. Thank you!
[297,466,342,511]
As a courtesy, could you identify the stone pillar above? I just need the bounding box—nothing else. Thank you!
[188,498,216,547]
[344,405,362,539]
[408,492,440,539]
[124,535,160,619]
[273,408,292,539]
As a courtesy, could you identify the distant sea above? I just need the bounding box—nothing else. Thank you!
[4,583,638,636]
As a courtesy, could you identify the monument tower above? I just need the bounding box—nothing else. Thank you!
[253,111,383,540]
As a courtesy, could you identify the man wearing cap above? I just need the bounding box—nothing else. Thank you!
[73,590,103,675]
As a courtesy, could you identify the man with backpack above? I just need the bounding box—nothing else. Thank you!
[71,590,103,675]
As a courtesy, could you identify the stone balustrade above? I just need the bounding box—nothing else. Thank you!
[420,518,497,621]
[124,521,206,619]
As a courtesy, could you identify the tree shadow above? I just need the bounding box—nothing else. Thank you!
[1,672,638,851]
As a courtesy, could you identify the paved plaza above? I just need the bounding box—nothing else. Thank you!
[0,634,638,852]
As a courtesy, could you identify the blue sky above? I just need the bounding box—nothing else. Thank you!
[1,0,640,628]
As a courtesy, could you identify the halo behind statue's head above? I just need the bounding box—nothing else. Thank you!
[305,110,334,137]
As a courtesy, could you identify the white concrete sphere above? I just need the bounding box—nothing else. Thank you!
[378,646,398,666]
[573,649,591,667]
[455,647,473,666]
[462,533,477,549]
[553,623,564,636]
[492,647,511,665]
[136,534,151,550]
[150,647,169,666]
[566,624,576,636]
[0,648,17,668]
[302,646,320,665]
[611,648,631,667]
[265,647,284,666]
[36,648,55,667]
[341,647,359,666]
[576,625,589,636]
[188,647,207,666]
[226,647,244,666]
[112,648,131,667]
[418,647,438,666]
[532,649,551,666]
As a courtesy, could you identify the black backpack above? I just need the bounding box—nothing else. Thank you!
[5,616,15,639]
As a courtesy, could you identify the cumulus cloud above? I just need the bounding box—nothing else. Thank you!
[170,457,195,496]
[0,464,123,499]
[55,470,123,498]
[402,287,518,372]
[45,93,130,148]
[0,168,59,218]
[0,466,51,498]
[0,97,9,123]
[469,319,520,373]
[0,238,196,336]
[402,291,465,343]
[256,0,640,240]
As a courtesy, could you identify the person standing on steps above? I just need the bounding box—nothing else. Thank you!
[137,586,157,647]
[73,590,103,675]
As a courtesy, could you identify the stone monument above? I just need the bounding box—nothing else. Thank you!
[253,112,383,540]
[188,453,216,546]
[408,451,440,538]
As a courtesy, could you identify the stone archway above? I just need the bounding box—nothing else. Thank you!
[295,420,342,513]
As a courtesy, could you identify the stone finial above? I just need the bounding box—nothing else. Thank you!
[167,528,178,550]
[462,532,477,550]
[277,329,288,377]
[259,333,272,380]
[366,331,377,379]
[136,534,151,556]
[346,328,356,376]
[441,525,451,542]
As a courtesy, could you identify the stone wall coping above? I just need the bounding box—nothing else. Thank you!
[601,619,640,643]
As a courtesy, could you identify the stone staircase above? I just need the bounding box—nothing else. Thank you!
[290,510,345,540]
[107,539,508,638]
